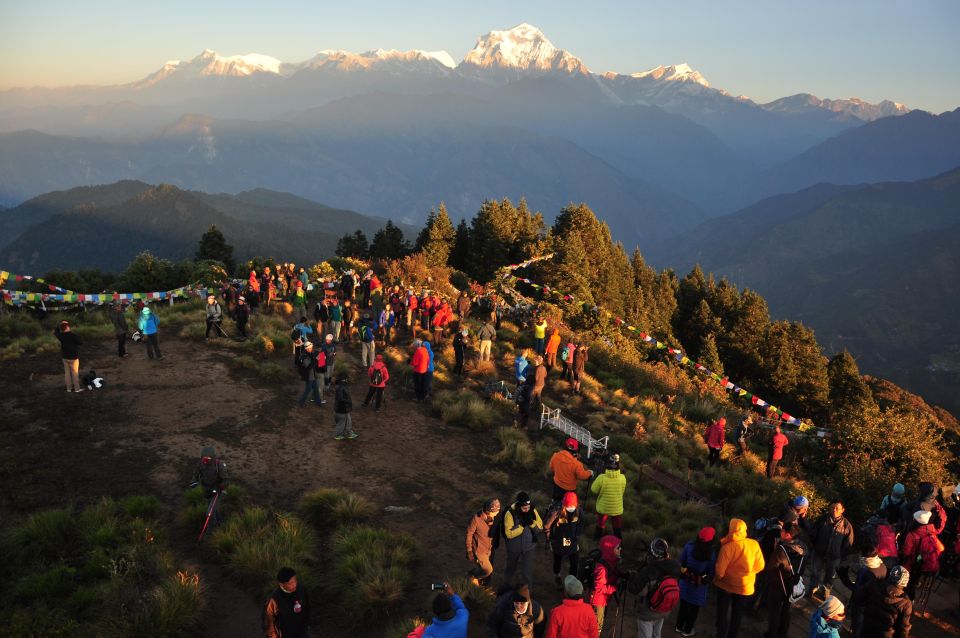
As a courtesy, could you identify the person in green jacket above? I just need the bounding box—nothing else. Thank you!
[591,454,626,539]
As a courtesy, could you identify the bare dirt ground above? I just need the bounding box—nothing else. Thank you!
[1,331,957,637]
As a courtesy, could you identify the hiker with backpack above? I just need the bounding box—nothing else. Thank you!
[548,438,593,503]
[860,566,912,638]
[359,313,377,367]
[846,545,888,638]
[629,538,682,638]
[704,417,726,467]
[138,303,163,360]
[333,375,358,440]
[763,516,808,638]
[590,454,626,539]
[291,316,314,366]
[675,527,717,637]
[900,509,944,601]
[410,339,430,402]
[544,492,585,590]
[486,583,546,638]
[466,499,502,587]
[502,492,543,589]
[314,296,329,334]
[713,518,765,638]
[190,445,227,534]
[809,596,845,638]
[766,425,789,478]
[327,298,343,343]
[588,534,622,634]
[899,481,946,536]
[296,341,326,408]
[809,501,855,601]
[320,334,337,389]
[363,353,389,411]
[543,576,598,638]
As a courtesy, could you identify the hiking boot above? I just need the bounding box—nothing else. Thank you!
[74,388,85,393]
[347,432,359,439]
[679,629,696,637]
[334,435,346,441]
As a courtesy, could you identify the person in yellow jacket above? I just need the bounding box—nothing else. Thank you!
[713,518,765,638]
[590,454,626,538]
[502,492,544,587]
[549,438,594,502]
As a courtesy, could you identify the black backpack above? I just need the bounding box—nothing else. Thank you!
[577,548,604,593]
[371,367,384,386]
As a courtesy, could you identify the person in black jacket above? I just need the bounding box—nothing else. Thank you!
[809,501,855,600]
[111,303,129,357]
[860,566,912,638]
[486,583,546,638]
[333,376,357,440]
[296,341,324,408]
[54,320,83,393]
[235,296,250,339]
[764,522,807,638]
[262,567,311,638]
[453,328,469,377]
[543,492,585,589]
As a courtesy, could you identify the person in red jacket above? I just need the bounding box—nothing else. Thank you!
[589,535,622,633]
[364,353,390,411]
[410,339,430,402]
[705,417,726,467]
[545,575,599,638]
[767,425,789,478]
[900,509,944,600]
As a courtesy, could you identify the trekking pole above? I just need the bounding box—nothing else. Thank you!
[216,321,230,338]
[197,490,220,542]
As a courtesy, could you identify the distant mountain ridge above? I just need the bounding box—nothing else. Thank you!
[648,168,960,416]
[0,182,406,272]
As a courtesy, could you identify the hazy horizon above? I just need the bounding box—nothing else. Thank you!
[2,0,959,113]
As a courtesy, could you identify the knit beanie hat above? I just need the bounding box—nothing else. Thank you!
[914,510,932,525]
[820,596,844,618]
[563,575,584,597]
[698,526,716,542]
[276,567,296,583]
[562,492,578,508]
[892,483,906,496]
[888,566,910,588]
[516,492,531,506]
[792,495,809,508]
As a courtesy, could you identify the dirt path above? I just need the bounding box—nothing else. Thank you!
[1,332,957,637]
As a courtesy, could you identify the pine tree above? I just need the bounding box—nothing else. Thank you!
[722,288,770,385]
[700,332,724,376]
[369,220,410,260]
[827,350,877,421]
[763,320,830,419]
[336,230,369,259]
[195,225,234,272]
[415,203,456,267]
[449,219,472,272]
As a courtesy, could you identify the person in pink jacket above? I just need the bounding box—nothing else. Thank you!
[363,353,389,411]
[705,417,726,467]
[589,535,622,633]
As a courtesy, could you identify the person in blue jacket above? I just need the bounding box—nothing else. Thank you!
[422,582,468,638]
[809,596,845,638]
[423,340,436,399]
[675,526,717,636]
[514,352,529,384]
[138,303,163,360]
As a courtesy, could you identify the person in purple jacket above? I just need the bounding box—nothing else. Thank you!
[675,527,717,637]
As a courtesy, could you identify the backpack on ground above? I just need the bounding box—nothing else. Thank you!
[647,575,680,614]
[371,366,384,386]
[559,345,570,362]
[779,545,806,604]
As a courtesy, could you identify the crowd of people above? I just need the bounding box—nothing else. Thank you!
[45,263,959,638]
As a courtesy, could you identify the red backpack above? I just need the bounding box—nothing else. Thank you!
[648,576,680,613]
[916,533,944,574]
[316,351,327,370]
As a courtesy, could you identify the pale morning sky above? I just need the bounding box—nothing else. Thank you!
[1,0,958,112]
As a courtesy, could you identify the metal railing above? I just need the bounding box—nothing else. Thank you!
[539,405,609,459]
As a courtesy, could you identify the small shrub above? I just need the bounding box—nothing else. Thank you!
[480,469,511,489]
[211,508,316,584]
[433,390,501,431]
[125,571,205,636]
[331,525,418,616]
[299,489,373,530]
[492,428,536,470]
[255,335,275,354]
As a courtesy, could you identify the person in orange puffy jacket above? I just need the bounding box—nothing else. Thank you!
[713,518,765,638]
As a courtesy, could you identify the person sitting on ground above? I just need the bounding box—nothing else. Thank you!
[363,353,389,411]
[860,566,912,638]
[548,438,593,503]
[466,498,502,587]
[544,492,585,590]
[263,567,310,638]
[713,518,765,638]
[676,527,717,638]
[631,538,683,638]
[486,583,545,638]
[809,596,845,638]
[421,582,469,638]
[544,576,598,638]
[590,454,626,539]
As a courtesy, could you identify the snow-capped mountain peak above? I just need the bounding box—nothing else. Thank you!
[136,49,282,87]
[461,23,588,74]
[629,63,709,87]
